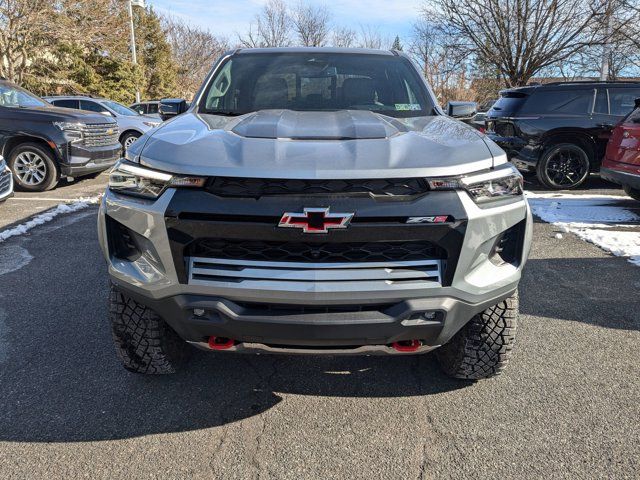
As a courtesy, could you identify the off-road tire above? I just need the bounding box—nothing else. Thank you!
[436,292,518,380]
[536,143,590,190]
[623,185,640,201]
[8,142,59,192]
[109,284,190,374]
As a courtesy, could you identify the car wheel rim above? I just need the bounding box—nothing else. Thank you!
[545,148,588,187]
[124,136,138,149]
[14,151,47,186]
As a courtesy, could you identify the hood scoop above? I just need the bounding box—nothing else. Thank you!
[231,109,405,140]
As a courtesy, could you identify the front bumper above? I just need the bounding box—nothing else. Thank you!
[600,167,640,190]
[98,187,532,350]
[60,143,121,177]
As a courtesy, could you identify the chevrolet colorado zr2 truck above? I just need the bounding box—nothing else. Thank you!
[98,48,532,380]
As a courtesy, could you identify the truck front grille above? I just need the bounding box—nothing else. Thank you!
[207,177,429,198]
[188,257,443,289]
[188,239,446,263]
[0,169,12,197]
[83,123,120,147]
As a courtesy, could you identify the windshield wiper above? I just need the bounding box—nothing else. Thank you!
[206,110,243,116]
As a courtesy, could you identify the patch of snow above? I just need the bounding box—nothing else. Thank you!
[0,195,100,244]
[554,233,563,239]
[527,192,640,266]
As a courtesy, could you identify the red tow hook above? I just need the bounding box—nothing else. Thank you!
[208,336,235,350]
[391,340,422,352]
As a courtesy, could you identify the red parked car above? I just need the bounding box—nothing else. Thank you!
[601,99,640,200]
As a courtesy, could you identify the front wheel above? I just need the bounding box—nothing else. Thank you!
[436,292,518,380]
[8,143,59,192]
[121,132,141,151]
[623,185,640,201]
[109,284,190,374]
[536,143,591,189]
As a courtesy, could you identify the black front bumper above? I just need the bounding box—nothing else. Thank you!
[59,143,121,177]
[116,282,515,347]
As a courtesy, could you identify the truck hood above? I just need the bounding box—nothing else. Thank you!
[135,110,504,178]
[16,105,115,124]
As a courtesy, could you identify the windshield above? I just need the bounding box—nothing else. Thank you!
[103,100,140,116]
[200,53,435,118]
[0,83,47,108]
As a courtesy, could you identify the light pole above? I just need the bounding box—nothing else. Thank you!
[127,0,146,103]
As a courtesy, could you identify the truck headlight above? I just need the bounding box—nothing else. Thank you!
[427,164,523,204]
[109,160,206,199]
[53,121,84,143]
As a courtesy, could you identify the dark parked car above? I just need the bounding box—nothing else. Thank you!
[601,99,640,200]
[0,79,121,191]
[130,100,161,119]
[486,81,640,189]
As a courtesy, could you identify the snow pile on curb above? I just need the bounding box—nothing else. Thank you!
[526,192,640,266]
[0,195,101,244]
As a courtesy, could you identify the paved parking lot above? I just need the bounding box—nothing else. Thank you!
[0,175,638,479]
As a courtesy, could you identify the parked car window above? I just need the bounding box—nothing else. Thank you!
[131,103,146,114]
[608,88,640,116]
[593,89,609,114]
[489,92,529,116]
[51,99,79,109]
[147,103,159,114]
[201,53,435,118]
[521,89,594,115]
[102,100,140,116]
[0,84,48,108]
[80,100,110,114]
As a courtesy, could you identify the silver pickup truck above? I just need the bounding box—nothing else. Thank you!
[98,48,532,380]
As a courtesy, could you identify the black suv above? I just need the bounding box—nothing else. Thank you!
[486,81,640,189]
[0,79,121,191]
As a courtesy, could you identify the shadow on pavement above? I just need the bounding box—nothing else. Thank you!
[519,257,639,332]
[0,342,469,442]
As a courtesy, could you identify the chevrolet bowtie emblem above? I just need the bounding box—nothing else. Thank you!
[278,207,354,234]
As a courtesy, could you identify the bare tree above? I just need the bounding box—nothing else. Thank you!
[410,20,472,104]
[422,0,613,87]
[331,26,357,48]
[358,25,386,49]
[239,0,291,48]
[292,2,331,47]
[163,15,229,99]
[569,0,640,79]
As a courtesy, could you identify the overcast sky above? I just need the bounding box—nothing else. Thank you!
[149,0,421,44]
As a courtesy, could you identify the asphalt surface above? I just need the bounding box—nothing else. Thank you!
[0,177,638,479]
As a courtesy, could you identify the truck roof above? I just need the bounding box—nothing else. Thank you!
[233,47,398,56]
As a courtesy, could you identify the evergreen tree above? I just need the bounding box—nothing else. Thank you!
[392,36,403,51]
[135,7,178,100]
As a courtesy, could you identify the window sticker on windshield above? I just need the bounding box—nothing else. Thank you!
[395,104,421,111]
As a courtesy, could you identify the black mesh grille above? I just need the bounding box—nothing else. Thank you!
[188,239,446,263]
[207,177,429,198]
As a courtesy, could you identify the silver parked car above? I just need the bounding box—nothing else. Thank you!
[99,48,532,380]
[0,155,14,202]
[45,96,160,150]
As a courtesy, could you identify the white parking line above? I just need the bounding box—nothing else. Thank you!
[8,197,91,202]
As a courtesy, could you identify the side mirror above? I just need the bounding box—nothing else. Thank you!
[447,101,477,120]
[159,98,188,121]
[635,98,640,109]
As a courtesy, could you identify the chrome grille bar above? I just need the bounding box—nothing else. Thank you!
[188,257,443,290]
